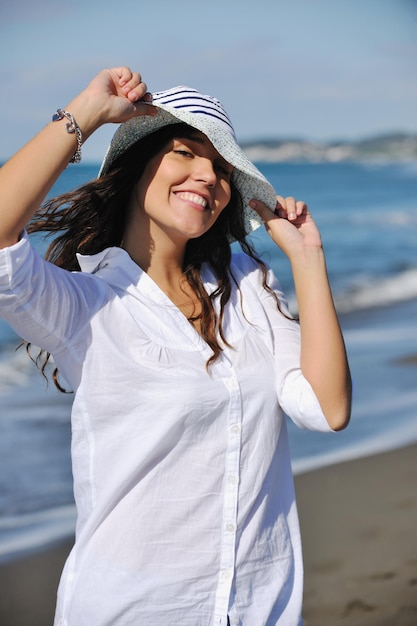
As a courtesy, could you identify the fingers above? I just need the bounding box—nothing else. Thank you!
[249,198,275,223]
[276,195,307,221]
[117,68,149,103]
[108,66,152,107]
[250,196,308,223]
[108,66,156,118]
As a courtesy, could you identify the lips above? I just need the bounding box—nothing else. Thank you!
[174,191,209,209]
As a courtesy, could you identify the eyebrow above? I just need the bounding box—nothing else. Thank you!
[175,134,233,169]
[176,133,206,146]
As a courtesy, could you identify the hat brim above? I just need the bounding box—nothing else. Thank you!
[99,102,278,235]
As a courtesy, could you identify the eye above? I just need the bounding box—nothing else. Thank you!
[215,161,233,178]
[174,149,193,158]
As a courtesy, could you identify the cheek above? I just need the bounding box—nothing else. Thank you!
[218,181,232,210]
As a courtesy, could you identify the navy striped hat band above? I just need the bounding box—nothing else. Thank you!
[151,86,236,138]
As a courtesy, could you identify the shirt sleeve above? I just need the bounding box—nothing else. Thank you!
[234,253,334,433]
[0,232,108,355]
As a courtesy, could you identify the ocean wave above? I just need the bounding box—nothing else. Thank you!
[334,268,417,314]
[0,347,34,394]
[282,267,417,316]
[340,209,417,227]
[383,211,417,226]
[292,422,417,476]
[358,160,417,177]
[0,505,76,563]
[344,323,417,346]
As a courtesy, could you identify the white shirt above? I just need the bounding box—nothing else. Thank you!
[0,233,333,626]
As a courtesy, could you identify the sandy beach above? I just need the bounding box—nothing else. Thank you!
[299,444,417,626]
[0,444,416,625]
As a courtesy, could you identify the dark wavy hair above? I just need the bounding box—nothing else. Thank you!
[27,123,281,390]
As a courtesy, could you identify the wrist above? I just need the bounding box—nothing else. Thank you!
[288,244,325,271]
[52,109,82,163]
[62,91,105,140]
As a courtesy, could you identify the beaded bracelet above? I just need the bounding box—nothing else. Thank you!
[52,109,83,163]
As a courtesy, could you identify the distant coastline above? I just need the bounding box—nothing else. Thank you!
[241,132,417,163]
[2,133,417,168]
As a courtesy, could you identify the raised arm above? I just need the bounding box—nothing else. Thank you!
[0,67,156,248]
[250,196,352,431]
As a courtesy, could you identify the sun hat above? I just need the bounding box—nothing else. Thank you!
[99,86,278,234]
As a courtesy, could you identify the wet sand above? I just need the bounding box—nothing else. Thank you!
[299,444,417,625]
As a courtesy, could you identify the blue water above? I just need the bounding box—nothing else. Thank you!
[1,160,417,561]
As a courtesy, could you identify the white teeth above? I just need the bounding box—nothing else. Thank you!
[176,192,207,208]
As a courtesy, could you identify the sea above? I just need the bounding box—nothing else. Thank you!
[1,159,417,562]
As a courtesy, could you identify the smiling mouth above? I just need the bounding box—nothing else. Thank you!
[175,192,208,209]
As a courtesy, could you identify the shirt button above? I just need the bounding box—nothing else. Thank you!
[221,569,233,581]
[230,424,241,434]
[233,618,240,625]
[228,474,237,484]
[226,522,235,532]
[225,376,239,390]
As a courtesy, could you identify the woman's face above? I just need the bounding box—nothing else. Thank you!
[130,130,234,244]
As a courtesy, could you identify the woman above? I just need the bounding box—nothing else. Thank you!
[0,67,351,625]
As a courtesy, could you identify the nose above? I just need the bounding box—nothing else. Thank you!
[192,156,217,187]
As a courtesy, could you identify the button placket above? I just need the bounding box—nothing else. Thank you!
[213,367,243,622]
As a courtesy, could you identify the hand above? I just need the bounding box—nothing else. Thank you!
[69,67,157,135]
[249,195,322,261]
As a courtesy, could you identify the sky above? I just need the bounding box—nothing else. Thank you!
[1,0,416,163]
